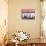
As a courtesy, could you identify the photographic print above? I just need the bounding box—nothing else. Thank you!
[21,9,35,19]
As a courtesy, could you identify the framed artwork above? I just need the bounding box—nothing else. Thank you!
[21,9,35,19]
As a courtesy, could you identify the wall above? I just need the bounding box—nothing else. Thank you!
[8,0,41,39]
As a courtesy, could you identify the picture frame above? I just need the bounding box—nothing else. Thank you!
[21,9,35,20]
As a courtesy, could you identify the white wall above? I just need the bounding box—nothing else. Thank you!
[8,0,41,39]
